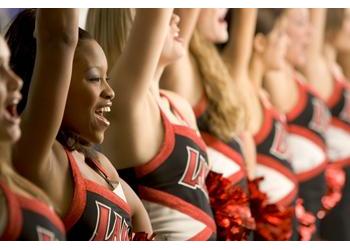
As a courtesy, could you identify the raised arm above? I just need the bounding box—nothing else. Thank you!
[110,8,173,111]
[13,9,79,178]
[307,9,326,59]
[173,9,200,49]
[102,9,176,169]
[160,9,201,103]
[302,9,327,82]
[222,8,257,78]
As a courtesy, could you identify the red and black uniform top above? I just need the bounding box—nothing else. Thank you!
[193,94,249,189]
[286,77,330,216]
[0,180,65,241]
[119,91,216,241]
[252,93,299,240]
[253,94,298,207]
[325,74,350,167]
[62,150,132,241]
[193,93,255,241]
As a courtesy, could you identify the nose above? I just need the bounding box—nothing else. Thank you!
[101,79,115,101]
[7,68,23,92]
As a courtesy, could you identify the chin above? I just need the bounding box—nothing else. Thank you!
[211,32,228,44]
[0,128,21,144]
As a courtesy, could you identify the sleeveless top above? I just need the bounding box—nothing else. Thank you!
[253,95,298,207]
[285,77,330,182]
[119,91,216,241]
[325,75,350,167]
[62,150,132,241]
[193,93,254,241]
[193,94,248,189]
[0,181,65,240]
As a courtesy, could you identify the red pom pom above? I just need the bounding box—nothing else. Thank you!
[206,171,256,240]
[295,198,316,241]
[318,164,345,219]
[130,232,156,241]
[248,178,294,241]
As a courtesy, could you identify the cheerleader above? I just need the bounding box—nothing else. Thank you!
[0,34,65,240]
[160,8,255,240]
[264,8,330,239]
[224,8,299,240]
[86,9,216,240]
[301,8,350,240]
[6,8,152,240]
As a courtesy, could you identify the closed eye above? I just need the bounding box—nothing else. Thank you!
[88,77,102,83]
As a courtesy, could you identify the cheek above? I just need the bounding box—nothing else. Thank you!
[199,24,213,40]
[65,85,97,122]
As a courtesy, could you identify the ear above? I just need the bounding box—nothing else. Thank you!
[253,33,267,54]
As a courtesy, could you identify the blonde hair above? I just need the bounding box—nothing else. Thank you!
[190,30,245,142]
[0,161,52,206]
[86,8,135,71]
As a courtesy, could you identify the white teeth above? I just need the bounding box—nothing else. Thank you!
[6,98,19,106]
[95,106,111,114]
[101,107,111,112]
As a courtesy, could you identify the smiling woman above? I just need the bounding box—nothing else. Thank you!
[5,8,153,241]
[86,8,216,240]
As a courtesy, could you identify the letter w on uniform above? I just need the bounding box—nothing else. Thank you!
[178,146,210,196]
[90,201,130,241]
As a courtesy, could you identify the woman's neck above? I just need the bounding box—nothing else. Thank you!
[0,142,11,166]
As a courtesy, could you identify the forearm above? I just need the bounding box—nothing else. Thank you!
[222,8,257,77]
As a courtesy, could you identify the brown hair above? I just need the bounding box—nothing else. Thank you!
[326,8,346,35]
[190,30,244,142]
[255,8,284,35]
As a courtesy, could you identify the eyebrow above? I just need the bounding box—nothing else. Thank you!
[84,66,103,74]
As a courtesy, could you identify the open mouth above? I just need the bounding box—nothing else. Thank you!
[94,106,111,127]
[3,98,20,124]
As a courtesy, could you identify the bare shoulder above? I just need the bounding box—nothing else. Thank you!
[0,187,8,237]
[160,89,198,129]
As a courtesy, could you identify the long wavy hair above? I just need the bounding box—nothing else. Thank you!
[190,29,245,142]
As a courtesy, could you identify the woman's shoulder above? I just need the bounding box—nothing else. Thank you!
[160,89,198,129]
